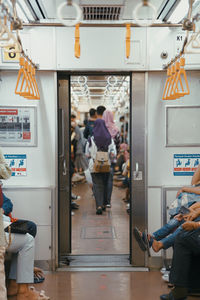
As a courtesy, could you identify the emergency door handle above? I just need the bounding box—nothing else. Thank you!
[59,109,65,158]
[135,162,139,178]
[63,159,67,176]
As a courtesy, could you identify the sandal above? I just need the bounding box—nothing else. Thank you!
[34,267,45,284]
[133,227,153,257]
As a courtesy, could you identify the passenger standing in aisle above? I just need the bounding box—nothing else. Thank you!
[71,113,88,174]
[83,108,97,139]
[85,119,116,214]
[96,106,106,119]
[103,110,120,207]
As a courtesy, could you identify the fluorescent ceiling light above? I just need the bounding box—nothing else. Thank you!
[168,0,189,23]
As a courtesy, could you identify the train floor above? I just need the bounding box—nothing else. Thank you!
[34,271,196,300]
[71,181,129,255]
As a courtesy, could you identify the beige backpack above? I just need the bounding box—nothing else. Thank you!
[93,151,110,173]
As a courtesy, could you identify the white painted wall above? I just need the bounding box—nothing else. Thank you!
[147,71,200,258]
[0,71,57,262]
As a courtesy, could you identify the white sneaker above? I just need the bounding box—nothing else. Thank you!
[162,272,170,282]
[72,173,85,182]
[160,267,167,274]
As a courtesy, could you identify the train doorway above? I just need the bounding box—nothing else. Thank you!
[57,72,146,267]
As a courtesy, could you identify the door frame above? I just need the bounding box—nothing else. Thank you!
[57,71,147,267]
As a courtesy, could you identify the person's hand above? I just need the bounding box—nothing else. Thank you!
[174,214,183,221]
[176,188,183,198]
[182,221,200,231]
[183,210,199,221]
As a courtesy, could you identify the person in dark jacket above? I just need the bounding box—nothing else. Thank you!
[84,108,97,139]
[160,219,200,300]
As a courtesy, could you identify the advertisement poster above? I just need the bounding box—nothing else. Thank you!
[174,154,200,176]
[4,154,27,177]
[0,106,37,146]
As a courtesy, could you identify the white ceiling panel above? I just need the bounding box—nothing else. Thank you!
[38,0,167,21]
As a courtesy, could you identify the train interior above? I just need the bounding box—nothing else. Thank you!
[0,0,200,299]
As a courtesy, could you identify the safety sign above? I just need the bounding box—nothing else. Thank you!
[0,106,37,147]
[174,154,200,176]
[4,154,27,177]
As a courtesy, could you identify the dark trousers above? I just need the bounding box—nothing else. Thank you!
[91,173,110,208]
[107,165,114,204]
[169,227,200,288]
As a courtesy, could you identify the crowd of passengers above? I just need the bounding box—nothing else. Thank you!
[70,105,130,215]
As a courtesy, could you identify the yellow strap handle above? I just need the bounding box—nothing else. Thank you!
[169,61,181,100]
[75,24,80,58]
[15,57,25,95]
[126,24,131,59]
[162,67,171,100]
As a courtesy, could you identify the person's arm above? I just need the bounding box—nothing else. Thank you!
[176,186,200,197]
[184,207,200,221]
[182,220,200,231]
[191,165,200,185]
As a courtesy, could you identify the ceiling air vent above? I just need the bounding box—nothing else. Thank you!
[82,6,123,21]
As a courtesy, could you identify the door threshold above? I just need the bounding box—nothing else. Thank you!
[57,266,149,272]
[59,254,140,268]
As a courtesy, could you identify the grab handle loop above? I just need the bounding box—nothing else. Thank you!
[57,1,82,27]
[133,0,157,27]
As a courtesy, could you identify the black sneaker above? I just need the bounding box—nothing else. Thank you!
[96,207,102,215]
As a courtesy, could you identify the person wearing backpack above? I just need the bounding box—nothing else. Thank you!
[85,119,116,215]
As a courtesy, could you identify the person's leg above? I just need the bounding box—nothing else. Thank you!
[16,220,37,238]
[103,173,110,207]
[160,228,200,300]
[91,173,104,209]
[170,227,200,286]
[153,218,182,241]
[106,166,114,205]
[7,233,34,284]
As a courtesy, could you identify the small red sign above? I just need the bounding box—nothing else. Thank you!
[0,109,18,115]
[23,132,31,140]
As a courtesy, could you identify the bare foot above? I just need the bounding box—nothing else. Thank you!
[17,287,49,300]
[152,240,163,252]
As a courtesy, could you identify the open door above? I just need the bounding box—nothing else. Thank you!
[58,75,71,259]
[130,73,147,266]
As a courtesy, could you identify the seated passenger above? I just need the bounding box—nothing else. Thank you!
[4,224,49,300]
[160,219,200,300]
[2,192,45,283]
[134,165,200,253]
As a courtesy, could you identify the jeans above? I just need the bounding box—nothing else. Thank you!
[169,226,200,288]
[153,216,200,249]
[91,173,110,208]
